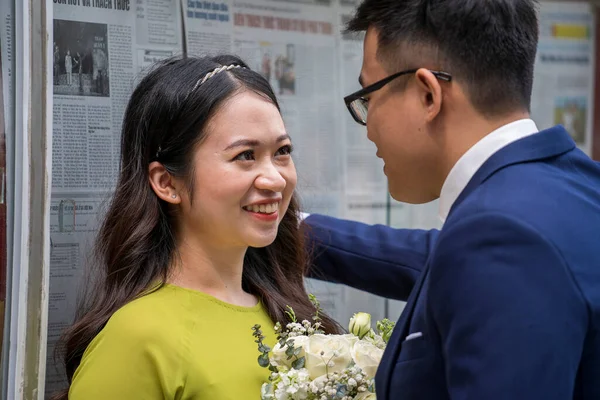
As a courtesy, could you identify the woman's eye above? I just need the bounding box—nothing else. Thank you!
[276,144,293,156]
[234,150,255,161]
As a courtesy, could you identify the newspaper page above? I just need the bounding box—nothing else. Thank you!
[45,196,107,396]
[46,1,183,396]
[531,1,595,155]
[183,0,234,55]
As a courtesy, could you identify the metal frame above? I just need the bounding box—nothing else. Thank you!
[5,0,52,398]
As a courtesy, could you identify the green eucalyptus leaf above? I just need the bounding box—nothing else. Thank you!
[292,356,305,369]
[258,353,270,368]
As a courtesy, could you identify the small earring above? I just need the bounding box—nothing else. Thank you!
[171,194,177,199]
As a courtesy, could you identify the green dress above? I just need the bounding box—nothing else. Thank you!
[69,284,275,399]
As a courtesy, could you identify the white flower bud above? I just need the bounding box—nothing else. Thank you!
[349,312,372,339]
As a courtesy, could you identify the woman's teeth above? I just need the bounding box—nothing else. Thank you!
[243,202,279,214]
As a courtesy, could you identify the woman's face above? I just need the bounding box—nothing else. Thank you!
[176,90,297,249]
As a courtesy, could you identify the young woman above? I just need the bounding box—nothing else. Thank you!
[53,54,340,399]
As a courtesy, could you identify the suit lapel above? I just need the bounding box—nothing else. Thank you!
[450,126,575,218]
[377,260,431,399]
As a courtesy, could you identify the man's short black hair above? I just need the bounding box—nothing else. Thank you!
[347,0,539,117]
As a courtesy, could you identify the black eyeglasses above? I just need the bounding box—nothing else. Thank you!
[343,69,452,126]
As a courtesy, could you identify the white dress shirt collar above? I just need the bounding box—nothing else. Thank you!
[438,119,539,222]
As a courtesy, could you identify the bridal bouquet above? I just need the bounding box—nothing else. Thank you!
[252,295,394,400]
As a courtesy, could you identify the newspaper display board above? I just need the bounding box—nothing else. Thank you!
[42,0,596,396]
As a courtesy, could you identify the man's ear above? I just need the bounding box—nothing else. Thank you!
[415,68,443,122]
[148,161,181,204]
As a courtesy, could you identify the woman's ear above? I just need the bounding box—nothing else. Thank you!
[148,161,181,204]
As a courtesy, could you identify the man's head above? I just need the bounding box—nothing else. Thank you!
[345,0,539,203]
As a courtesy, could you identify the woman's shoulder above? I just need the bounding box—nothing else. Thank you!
[77,285,192,369]
[71,286,192,397]
[106,284,188,338]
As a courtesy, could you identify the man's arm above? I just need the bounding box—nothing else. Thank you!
[429,212,587,399]
[302,214,439,301]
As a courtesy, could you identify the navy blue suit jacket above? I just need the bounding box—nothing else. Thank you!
[305,126,600,399]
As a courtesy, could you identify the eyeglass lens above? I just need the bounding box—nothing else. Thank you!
[350,99,368,124]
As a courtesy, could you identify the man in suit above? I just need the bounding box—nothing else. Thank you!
[303,0,600,398]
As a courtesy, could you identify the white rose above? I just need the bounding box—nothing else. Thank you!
[354,391,376,400]
[271,335,310,369]
[351,340,384,379]
[342,333,360,347]
[304,334,354,379]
